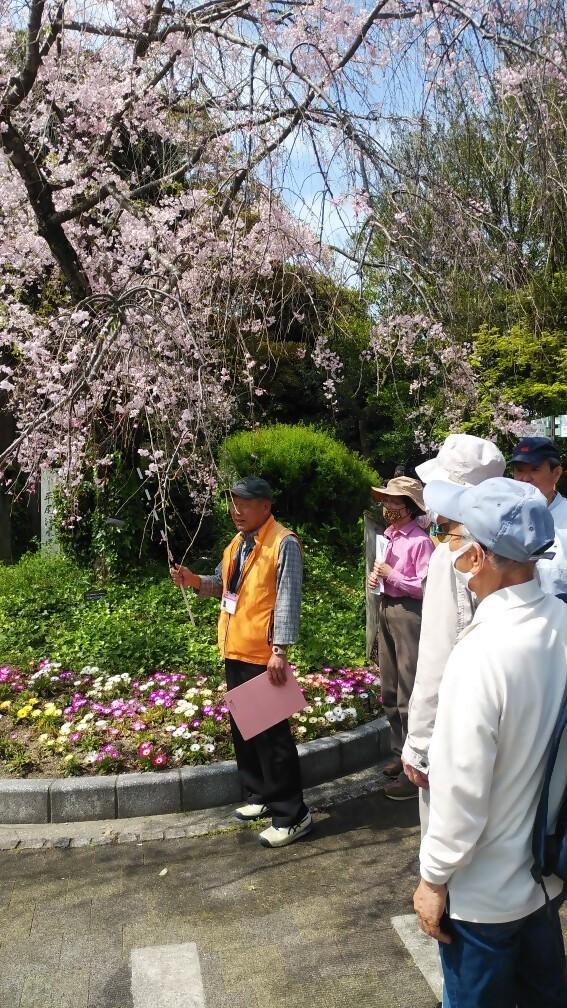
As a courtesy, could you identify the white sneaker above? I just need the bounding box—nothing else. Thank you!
[234,803,270,821]
[259,811,312,848]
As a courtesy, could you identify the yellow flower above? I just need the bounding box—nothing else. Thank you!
[30,709,42,718]
[27,697,39,706]
[0,700,11,710]
[16,706,32,719]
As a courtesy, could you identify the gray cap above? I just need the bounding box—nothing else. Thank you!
[229,477,273,501]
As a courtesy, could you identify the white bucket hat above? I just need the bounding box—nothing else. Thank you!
[415,434,506,487]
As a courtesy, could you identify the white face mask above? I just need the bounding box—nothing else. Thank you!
[450,540,476,589]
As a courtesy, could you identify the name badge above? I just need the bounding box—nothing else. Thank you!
[221,591,239,614]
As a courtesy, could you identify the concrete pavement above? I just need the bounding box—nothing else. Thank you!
[0,786,438,1008]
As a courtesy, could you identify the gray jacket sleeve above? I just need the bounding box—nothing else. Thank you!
[402,543,475,772]
[273,536,303,645]
[197,561,223,600]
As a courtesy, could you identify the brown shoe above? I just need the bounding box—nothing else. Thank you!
[383,775,418,801]
[382,757,403,778]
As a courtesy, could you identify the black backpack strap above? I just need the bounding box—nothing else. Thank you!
[532,696,567,882]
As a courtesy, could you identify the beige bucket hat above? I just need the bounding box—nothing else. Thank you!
[371,476,426,513]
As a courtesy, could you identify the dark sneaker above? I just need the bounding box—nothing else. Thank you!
[382,757,404,778]
[383,776,418,801]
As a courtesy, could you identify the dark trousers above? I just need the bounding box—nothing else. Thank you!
[225,659,307,828]
[378,595,422,756]
[440,894,567,1008]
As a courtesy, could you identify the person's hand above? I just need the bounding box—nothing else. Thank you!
[413,880,451,944]
[170,564,199,590]
[267,652,288,686]
[403,761,429,789]
[368,571,380,589]
[374,561,393,578]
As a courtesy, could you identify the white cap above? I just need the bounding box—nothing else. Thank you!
[415,434,506,487]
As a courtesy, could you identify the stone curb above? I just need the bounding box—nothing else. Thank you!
[0,716,390,825]
[0,761,394,851]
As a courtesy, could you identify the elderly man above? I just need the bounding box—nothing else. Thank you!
[511,436,567,602]
[402,435,506,822]
[171,477,311,848]
[413,477,567,1008]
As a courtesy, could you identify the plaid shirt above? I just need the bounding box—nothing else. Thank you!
[198,532,303,645]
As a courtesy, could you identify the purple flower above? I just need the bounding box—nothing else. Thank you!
[138,741,154,758]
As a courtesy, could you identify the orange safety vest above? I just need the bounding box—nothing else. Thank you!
[217,514,299,664]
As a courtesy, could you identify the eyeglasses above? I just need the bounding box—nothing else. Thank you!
[432,523,470,543]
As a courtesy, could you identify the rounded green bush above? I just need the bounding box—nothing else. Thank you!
[219,424,378,534]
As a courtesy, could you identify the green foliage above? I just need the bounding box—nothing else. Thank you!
[470,321,567,423]
[0,536,367,673]
[0,551,222,675]
[219,424,378,543]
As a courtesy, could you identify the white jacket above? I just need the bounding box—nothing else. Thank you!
[420,580,567,923]
[402,542,475,772]
[537,491,567,597]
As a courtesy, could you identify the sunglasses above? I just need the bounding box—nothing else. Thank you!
[432,523,469,543]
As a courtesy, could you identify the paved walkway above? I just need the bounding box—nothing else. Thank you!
[0,780,438,1008]
[1,774,565,1008]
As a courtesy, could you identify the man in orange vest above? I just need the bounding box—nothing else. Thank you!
[170,477,311,847]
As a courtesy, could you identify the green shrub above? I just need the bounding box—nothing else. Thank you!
[0,537,367,673]
[219,424,378,543]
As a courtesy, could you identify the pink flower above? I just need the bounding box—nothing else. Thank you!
[138,741,154,758]
[151,753,168,768]
[131,720,146,731]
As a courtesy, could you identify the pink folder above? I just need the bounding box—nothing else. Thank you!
[224,671,307,740]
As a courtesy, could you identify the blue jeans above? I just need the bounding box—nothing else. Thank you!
[440,895,567,1008]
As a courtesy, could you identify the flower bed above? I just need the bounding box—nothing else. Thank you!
[0,661,382,778]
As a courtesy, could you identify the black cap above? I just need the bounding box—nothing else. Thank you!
[229,477,273,500]
[510,437,561,466]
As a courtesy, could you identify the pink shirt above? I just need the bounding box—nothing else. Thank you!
[383,520,435,600]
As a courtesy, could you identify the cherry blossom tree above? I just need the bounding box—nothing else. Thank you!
[1,0,565,537]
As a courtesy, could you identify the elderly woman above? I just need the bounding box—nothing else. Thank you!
[369,476,434,801]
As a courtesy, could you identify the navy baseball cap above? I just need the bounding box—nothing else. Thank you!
[229,477,273,500]
[510,437,561,466]
[423,477,555,562]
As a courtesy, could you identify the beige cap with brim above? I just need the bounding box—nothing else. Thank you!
[371,476,426,513]
[415,434,505,486]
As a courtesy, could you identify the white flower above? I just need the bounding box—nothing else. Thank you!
[82,712,94,722]
[190,743,201,752]
[345,707,357,718]
[324,711,336,722]
[308,717,318,724]
[94,719,108,728]
[325,697,335,705]
[59,723,73,736]
[304,705,313,714]
[175,700,198,716]
[296,726,307,734]
[204,743,215,753]
[83,751,98,764]
[358,692,369,699]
